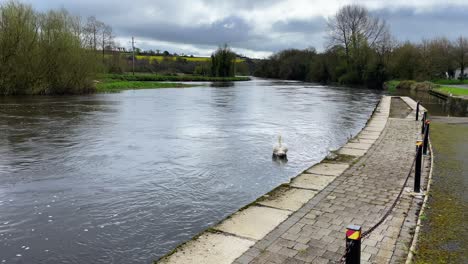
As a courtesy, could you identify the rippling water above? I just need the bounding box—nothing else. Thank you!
[0,79,382,263]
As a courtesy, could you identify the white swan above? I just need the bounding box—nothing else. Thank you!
[273,135,288,159]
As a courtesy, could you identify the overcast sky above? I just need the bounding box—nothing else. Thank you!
[12,0,468,58]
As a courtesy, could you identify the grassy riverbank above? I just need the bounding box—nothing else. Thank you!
[95,80,197,92]
[95,73,250,92]
[414,120,468,263]
[385,80,468,96]
[436,86,468,96]
[385,80,400,92]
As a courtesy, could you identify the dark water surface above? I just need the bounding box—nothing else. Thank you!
[0,79,382,263]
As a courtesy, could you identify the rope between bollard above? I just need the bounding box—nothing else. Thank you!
[361,154,417,238]
[338,153,417,263]
[339,242,354,264]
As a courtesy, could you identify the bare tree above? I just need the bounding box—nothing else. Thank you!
[425,37,454,79]
[327,4,389,65]
[453,36,468,80]
[100,24,114,60]
[83,16,103,50]
[374,30,396,65]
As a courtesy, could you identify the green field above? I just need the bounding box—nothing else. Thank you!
[436,86,468,96]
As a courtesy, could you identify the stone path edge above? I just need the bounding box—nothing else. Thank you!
[155,96,396,264]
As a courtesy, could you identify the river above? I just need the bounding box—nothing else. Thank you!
[0,79,382,263]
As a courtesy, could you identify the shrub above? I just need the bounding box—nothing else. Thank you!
[396,80,416,90]
[0,1,98,95]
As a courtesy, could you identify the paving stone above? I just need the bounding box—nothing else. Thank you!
[215,206,290,240]
[159,232,255,264]
[290,174,336,190]
[357,133,380,140]
[257,188,318,212]
[337,147,367,156]
[306,163,350,176]
[343,142,373,150]
[350,138,376,144]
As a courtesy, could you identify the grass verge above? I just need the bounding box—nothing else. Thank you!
[436,86,468,96]
[414,121,468,263]
[95,80,197,93]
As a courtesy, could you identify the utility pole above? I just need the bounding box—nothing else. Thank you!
[132,36,135,76]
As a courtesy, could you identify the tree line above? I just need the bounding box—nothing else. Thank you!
[254,4,468,88]
[104,49,251,77]
[0,1,118,95]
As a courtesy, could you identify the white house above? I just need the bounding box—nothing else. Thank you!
[454,67,468,79]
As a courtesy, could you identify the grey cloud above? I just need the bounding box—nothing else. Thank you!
[272,17,327,34]
[200,0,283,9]
[117,16,253,46]
[372,6,468,42]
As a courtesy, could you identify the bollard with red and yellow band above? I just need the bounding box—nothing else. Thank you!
[345,224,361,264]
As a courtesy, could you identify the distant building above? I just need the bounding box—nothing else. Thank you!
[454,67,468,79]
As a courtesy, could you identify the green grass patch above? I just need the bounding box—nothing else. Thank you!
[415,122,468,264]
[95,80,197,93]
[385,80,400,92]
[432,79,468,85]
[436,86,468,96]
[102,73,250,82]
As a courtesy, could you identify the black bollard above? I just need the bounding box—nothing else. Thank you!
[421,112,427,134]
[345,225,361,264]
[415,140,423,193]
[416,101,420,121]
[423,121,430,155]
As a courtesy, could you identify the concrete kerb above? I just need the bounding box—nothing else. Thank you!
[405,137,434,264]
[401,96,427,120]
[157,232,255,264]
[155,96,393,264]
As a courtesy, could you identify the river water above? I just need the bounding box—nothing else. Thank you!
[0,79,382,263]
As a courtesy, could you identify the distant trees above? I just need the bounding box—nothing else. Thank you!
[326,4,390,86]
[0,1,100,95]
[211,44,236,77]
[387,37,468,81]
[255,4,393,87]
[255,49,317,80]
[327,5,388,64]
[254,4,468,88]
